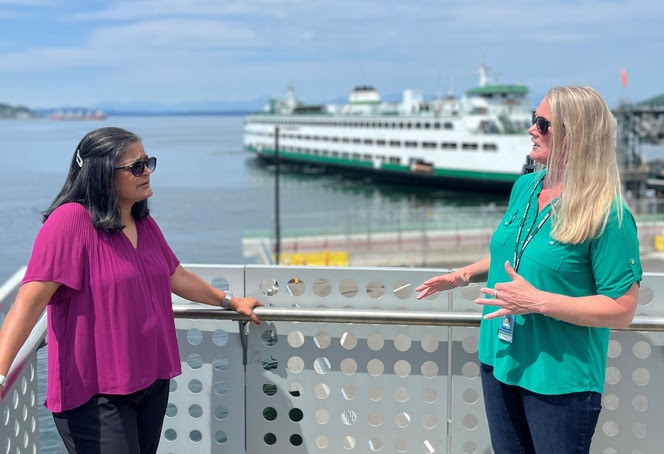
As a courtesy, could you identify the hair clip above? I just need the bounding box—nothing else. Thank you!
[75,149,83,168]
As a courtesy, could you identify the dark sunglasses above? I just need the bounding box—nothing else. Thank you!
[532,111,551,135]
[115,157,157,177]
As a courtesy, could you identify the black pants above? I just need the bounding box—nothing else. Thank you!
[53,379,170,454]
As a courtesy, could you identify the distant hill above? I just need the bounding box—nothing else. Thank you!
[0,102,38,119]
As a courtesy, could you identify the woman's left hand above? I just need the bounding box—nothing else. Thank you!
[475,261,545,319]
[231,296,264,325]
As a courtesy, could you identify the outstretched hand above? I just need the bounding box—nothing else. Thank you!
[416,272,469,300]
[475,261,545,319]
[231,297,264,325]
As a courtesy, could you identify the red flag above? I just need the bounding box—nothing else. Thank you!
[620,69,628,88]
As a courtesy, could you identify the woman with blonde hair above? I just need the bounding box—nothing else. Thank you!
[417,86,641,453]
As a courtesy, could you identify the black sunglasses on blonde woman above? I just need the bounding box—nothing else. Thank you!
[532,111,551,135]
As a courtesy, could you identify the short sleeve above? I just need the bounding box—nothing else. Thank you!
[590,204,642,298]
[143,215,179,275]
[22,203,89,291]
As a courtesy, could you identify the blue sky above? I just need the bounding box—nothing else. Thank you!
[0,0,662,110]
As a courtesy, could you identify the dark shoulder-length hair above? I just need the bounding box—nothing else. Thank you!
[43,127,150,231]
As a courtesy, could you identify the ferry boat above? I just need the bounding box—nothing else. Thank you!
[49,109,107,120]
[243,65,534,191]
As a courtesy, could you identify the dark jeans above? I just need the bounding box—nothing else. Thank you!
[480,363,602,454]
[53,379,170,454]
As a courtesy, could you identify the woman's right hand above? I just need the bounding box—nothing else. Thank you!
[416,272,469,300]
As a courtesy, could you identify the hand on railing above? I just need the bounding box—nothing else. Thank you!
[230,296,264,325]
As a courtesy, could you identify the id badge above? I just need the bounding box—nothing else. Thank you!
[498,314,515,343]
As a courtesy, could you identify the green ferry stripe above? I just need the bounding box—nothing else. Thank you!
[246,146,519,182]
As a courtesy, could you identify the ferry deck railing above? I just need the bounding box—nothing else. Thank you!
[1,264,664,454]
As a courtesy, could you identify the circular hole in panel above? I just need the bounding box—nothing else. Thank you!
[340,280,359,298]
[633,341,651,359]
[186,353,203,370]
[290,434,303,446]
[460,285,482,300]
[367,333,385,351]
[263,407,278,421]
[367,359,384,376]
[164,429,177,441]
[463,441,478,454]
[289,408,304,422]
[264,433,277,445]
[260,279,279,296]
[368,411,383,427]
[211,277,229,291]
[186,328,203,345]
[638,286,653,305]
[395,387,410,403]
[423,388,438,404]
[421,335,439,353]
[632,422,647,438]
[461,362,479,379]
[422,414,437,430]
[287,278,305,297]
[315,383,330,399]
[262,382,277,396]
[340,358,358,375]
[287,331,305,348]
[602,420,619,437]
[393,280,412,299]
[288,356,305,374]
[462,414,478,430]
[394,334,412,352]
[313,357,331,374]
[213,356,229,372]
[214,405,229,420]
[421,361,439,379]
[189,430,202,442]
[394,360,412,378]
[313,279,332,297]
[260,354,278,371]
[462,388,477,405]
[213,381,229,396]
[368,386,384,401]
[423,292,439,301]
[343,436,356,450]
[188,380,202,394]
[605,366,621,385]
[603,394,619,411]
[632,367,650,386]
[215,431,228,444]
[314,331,331,349]
[212,329,229,347]
[395,439,408,453]
[340,332,358,350]
[315,408,330,424]
[395,412,411,428]
[188,404,203,418]
[261,329,278,347]
[316,435,329,449]
[169,379,177,393]
[461,336,478,354]
[607,340,622,358]
[165,403,178,417]
[632,395,648,412]
[366,280,385,299]
[341,409,357,425]
[369,437,383,451]
[288,383,303,397]
[341,384,357,400]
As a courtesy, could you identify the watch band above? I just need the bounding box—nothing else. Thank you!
[0,374,7,388]
[221,291,233,309]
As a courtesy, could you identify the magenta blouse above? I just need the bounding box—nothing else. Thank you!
[22,203,182,412]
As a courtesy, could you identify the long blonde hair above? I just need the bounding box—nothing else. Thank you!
[545,86,623,243]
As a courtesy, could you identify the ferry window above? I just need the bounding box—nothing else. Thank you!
[352,153,361,160]
[377,155,386,161]
[313,150,320,155]
[376,139,386,146]
[462,143,478,151]
[406,123,412,129]
[483,143,498,151]
[444,122,453,130]
[332,137,340,142]
[332,151,340,157]
[405,141,417,148]
[342,152,350,159]
[391,122,396,128]
[389,140,401,147]
[441,142,457,150]
[389,157,401,164]
[304,135,311,140]
[364,154,372,160]
[399,122,404,128]
[322,151,329,156]
[364,139,373,145]
[424,123,430,129]
[422,141,436,149]
[415,123,421,129]
[342,138,350,143]
[352,138,361,143]
[322,136,329,141]
[312,136,320,140]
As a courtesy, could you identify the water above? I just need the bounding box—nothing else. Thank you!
[0,115,506,452]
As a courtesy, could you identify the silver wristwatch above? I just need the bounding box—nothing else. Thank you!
[0,373,7,388]
[221,291,233,309]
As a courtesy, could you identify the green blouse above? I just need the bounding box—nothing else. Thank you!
[478,169,642,394]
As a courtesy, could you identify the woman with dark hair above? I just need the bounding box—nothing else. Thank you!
[0,127,262,453]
